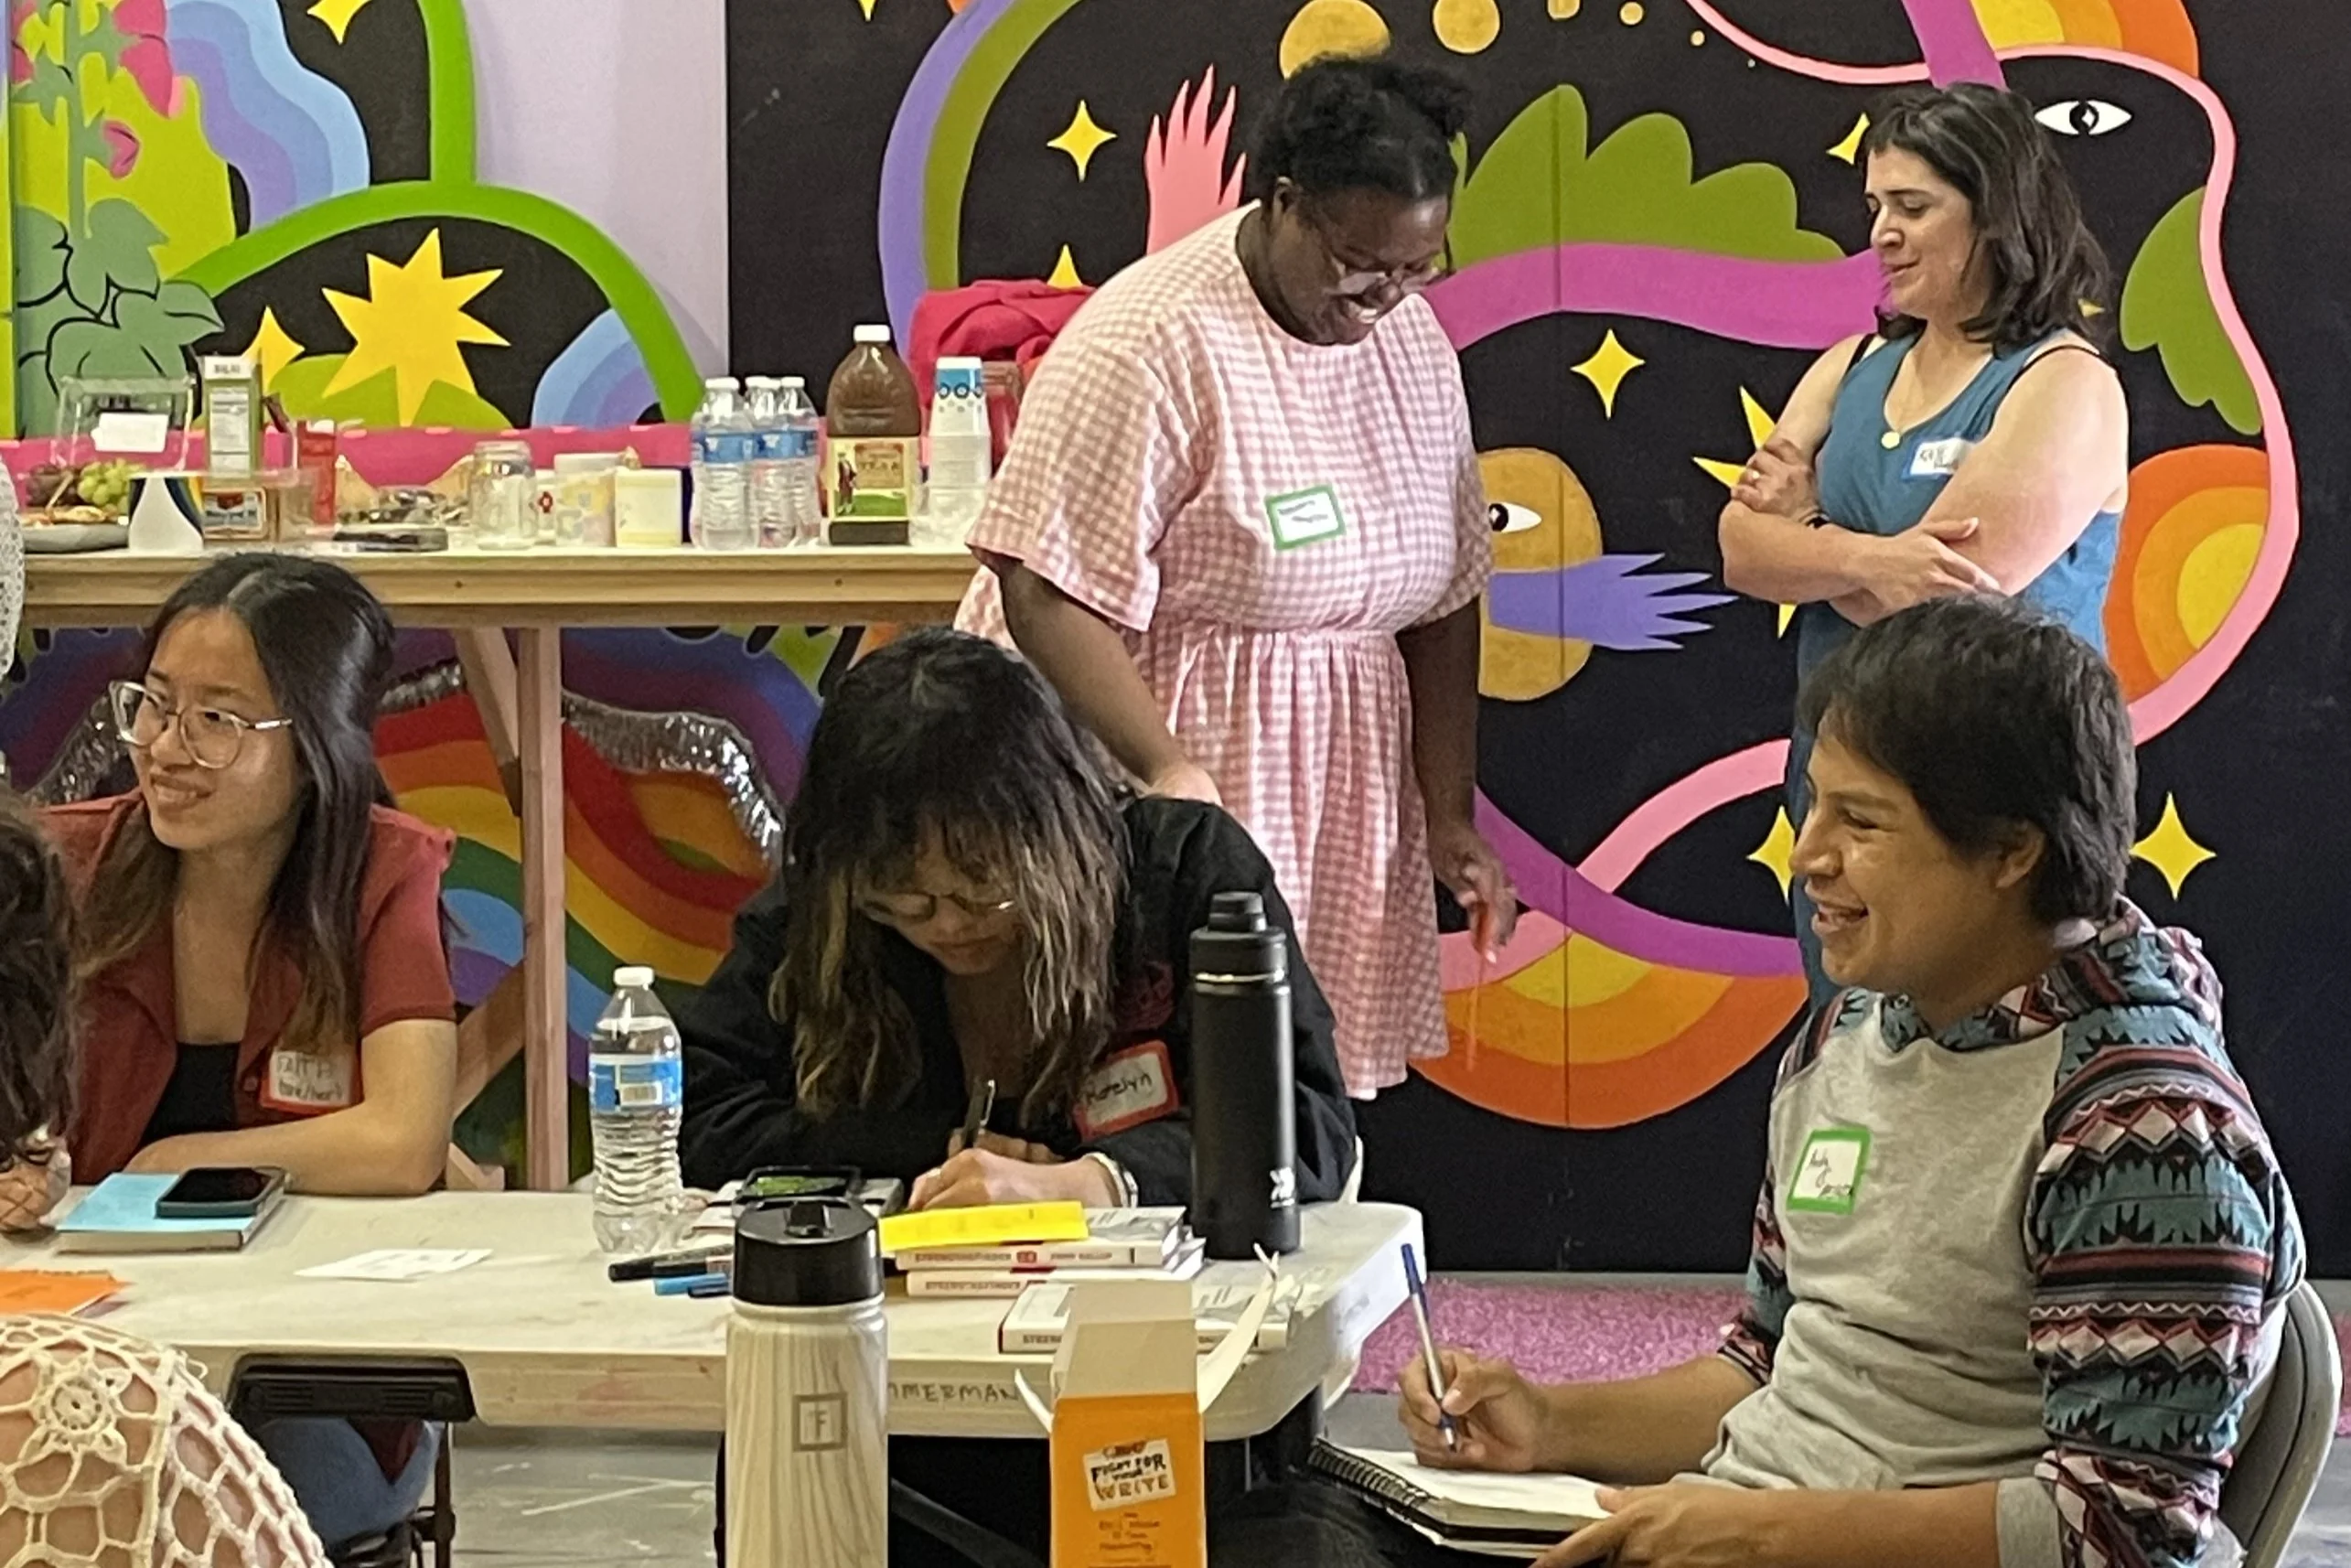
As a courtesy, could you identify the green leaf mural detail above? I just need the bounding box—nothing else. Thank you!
[84,198,163,295]
[1451,87,1842,270]
[2121,188,2260,435]
[16,209,69,304]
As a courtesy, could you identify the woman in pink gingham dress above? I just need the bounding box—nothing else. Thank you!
[959,58,1518,1097]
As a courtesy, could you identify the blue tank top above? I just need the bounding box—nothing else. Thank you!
[1793,333,2121,684]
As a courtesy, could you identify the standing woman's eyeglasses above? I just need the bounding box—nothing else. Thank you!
[110,680,292,770]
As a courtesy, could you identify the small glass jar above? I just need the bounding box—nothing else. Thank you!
[468,439,536,551]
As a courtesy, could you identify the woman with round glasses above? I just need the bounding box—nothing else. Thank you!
[38,552,459,1555]
[678,627,1358,1213]
[956,54,1517,1102]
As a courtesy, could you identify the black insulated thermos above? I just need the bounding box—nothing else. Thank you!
[1187,891,1300,1259]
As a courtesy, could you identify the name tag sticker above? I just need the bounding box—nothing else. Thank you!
[1787,1126,1872,1214]
[1073,1040,1180,1141]
[1264,486,1347,550]
[260,1047,356,1114]
[1906,437,1973,478]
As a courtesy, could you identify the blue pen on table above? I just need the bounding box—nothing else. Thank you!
[654,1271,732,1298]
[1401,1243,1456,1452]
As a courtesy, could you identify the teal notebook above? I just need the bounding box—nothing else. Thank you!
[54,1174,280,1254]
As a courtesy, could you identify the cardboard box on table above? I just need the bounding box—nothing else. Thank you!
[1014,1276,1275,1568]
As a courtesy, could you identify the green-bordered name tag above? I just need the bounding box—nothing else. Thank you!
[1787,1126,1872,1214]
[1264,485,1347,550]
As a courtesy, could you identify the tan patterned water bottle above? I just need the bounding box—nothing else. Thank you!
[725,1199,887,1567]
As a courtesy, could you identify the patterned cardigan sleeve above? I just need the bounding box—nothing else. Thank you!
[1717,1001,1852,1383]
[2018,1026,2304,1568]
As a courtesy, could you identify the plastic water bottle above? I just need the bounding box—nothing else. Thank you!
[690,376,757,551]
[775,376,824,547]
[745,376,786,549]
[924,356,993,545]
[589,966,689,1255]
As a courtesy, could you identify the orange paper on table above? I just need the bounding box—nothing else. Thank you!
[1016,1278,1272,1568]
[0,1269,124,1315]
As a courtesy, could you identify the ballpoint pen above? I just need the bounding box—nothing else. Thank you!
[1401,1243,1456,1451]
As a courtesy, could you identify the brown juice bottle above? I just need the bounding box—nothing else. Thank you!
[822,324,921,546]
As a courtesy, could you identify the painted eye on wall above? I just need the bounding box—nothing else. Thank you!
[2034,99,2133,136]
[1488,501,1544,534]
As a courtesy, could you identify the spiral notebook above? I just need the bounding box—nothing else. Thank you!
[1305,1441,1603,1556]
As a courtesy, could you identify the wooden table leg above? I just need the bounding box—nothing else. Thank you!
[516,627,571,1191]
[455,627,524,816]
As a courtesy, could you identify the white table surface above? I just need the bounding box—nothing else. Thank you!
[3,1193,1420,1440]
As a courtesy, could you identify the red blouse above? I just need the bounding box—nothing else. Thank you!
[46,795,457,1181]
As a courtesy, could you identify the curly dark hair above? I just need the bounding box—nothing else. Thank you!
[1798,596,2135,926]
[1246,54,1470,204]
[0,791,77,1158]
[1863,81,2110,352]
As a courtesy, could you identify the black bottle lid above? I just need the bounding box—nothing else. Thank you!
[732,1198,883,1308]
[1190,890,1286,983]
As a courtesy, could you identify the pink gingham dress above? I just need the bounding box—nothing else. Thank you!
[959,207,1492,1096]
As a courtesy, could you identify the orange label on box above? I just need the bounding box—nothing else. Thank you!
[1052,1392,1205,1568]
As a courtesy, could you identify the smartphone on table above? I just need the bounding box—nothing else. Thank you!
[155,1165,289,1220]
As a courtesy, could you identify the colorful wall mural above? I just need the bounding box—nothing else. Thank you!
[5,0,2345,1268]
[730,0,2344,1270]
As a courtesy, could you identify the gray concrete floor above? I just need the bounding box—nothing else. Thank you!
[445,1408,2351,1567]
[443,1278,2351,1566]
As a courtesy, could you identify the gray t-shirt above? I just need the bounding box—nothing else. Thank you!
[1702,911,2302,1568]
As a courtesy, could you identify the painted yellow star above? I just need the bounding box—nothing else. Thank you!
[1047,245,1084,290]
[856,0,878,16]
[307,0,374,44]
[242,306,307,392]
[1694,390,1797,632]
[322,230,508,425]
[1047,102,1117,180]
[1572,329,1644,417]
[1830,113,1870,165]
[1749,806,1797,896]
[2133,795,2215,897]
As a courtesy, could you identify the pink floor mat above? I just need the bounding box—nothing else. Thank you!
[1352,1281,2351,1439]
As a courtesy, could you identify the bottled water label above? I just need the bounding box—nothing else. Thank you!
[758,427,818,460]
[696,431,757,464]
[589,1053,682,1114]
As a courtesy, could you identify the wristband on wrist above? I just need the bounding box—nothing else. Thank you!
[1080,1151,1139,1208]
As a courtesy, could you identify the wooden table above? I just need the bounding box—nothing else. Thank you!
[24,546,978,1187]
[5,1193,1421,1440]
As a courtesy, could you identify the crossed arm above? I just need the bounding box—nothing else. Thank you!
[1717,334,2127,625]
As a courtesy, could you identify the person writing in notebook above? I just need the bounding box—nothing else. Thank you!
[1716,82,2127,1003]
[38,553,459,1561]
[1217,599,2302,1568]
[679,627,1357,1212]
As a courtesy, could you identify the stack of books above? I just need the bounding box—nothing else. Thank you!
[998,1277,1296,1354]
[896,1206,1201,1299]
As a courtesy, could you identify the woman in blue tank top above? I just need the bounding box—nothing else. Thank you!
[1716,82,2129,1001]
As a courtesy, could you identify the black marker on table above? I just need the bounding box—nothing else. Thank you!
[606,1241,734,1283]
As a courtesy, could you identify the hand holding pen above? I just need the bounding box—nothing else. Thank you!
[1397,1246,1549,1473]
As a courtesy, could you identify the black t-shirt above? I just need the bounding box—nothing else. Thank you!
[142,1044,240,1145]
